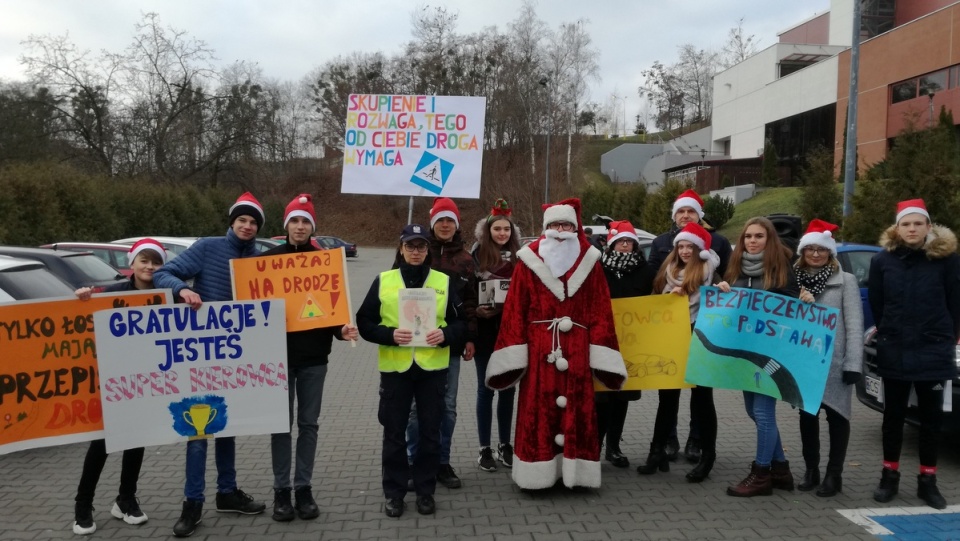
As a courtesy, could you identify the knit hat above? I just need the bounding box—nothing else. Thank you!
[797,218,839,256]
[283,193,316,229]
[607,220,640,246]
[127,238,167,266]
[673,222,713,260]
[671,189,705,220]
[228,192,265,229]
[542,198,582,230]
[400,223,431,243]
[429,197,460,229]
[895,198,930,224]
[487,198,512,221]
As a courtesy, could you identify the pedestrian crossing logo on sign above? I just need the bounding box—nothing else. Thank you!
[411,152,454,195]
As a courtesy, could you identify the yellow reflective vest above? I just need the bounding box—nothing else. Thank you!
[378,269,450,372]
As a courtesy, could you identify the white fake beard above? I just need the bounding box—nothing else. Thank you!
[540,230,580,277]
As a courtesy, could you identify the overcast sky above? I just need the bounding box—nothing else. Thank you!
[0,0,831,130]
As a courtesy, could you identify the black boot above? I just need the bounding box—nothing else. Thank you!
[173,500,202,538]
[873,468,900,503]
[770,460,794,491]
[272,488,294,522]
[917,473,947,510]
[636,442,669,474]
[685,450,716,483]
[683,437,702,464]
[816,471,842,497]
[798,466,820,492]
[663,435,680,462]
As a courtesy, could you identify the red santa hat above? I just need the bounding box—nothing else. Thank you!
[671,189,705,220]
[797,218,839,256]
[607,220,640,246]
[228,191,265,229]
[127,238,167,266]
[283,193,316,229]
[429,197,460,229]
[542,198,583,230]
[895,198,930,224]
[673,222,713,260]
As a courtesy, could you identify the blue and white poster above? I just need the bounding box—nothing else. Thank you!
[341,94,485,198]
[93,301,289,452]
[686,287,838,414]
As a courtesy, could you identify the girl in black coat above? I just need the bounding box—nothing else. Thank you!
[596,221,655,468]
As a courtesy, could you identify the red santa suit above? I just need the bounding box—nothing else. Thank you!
[486,199,626,490]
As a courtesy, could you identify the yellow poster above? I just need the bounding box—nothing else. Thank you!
[231,248,350,332]
[599,294,693,391]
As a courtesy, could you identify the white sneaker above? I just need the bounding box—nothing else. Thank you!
[111,496,148,525]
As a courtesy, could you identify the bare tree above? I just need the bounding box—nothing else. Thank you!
[720,18,760,69]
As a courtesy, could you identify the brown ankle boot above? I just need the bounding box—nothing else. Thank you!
[727,462,773,497]
[770,460,795,491]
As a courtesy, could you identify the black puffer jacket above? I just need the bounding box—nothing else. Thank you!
[261,240,344,369]
[868,224,960,381]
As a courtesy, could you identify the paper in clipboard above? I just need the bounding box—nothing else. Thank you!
[398,288,437,347]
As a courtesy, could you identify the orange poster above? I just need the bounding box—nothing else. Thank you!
[231,247,351,332]
[0,290,171,455]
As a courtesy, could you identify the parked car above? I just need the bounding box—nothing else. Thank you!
[0,246,126,291]
[255,238,282,253]
[270,236,323,249]
[315,236,358,258]
[834,242,882,329]
[40,242,175,277]
[113,236,198,257]
[521,230,655,260]
[856,326,960,432]
[0,255,75,302]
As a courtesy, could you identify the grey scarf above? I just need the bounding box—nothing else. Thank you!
[741,251,764,277]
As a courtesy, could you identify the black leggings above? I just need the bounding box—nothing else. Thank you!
[881,379,944,467]
[798,405,850,474]
[651,387,717,453]
[75,440,145,503]
[597,400,629,451]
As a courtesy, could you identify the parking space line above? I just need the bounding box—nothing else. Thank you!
[838,505,960,536]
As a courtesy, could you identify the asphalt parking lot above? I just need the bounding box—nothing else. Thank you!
[2,247,958,540]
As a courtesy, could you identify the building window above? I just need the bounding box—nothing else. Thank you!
[892,80,917,104]
[919,70,947,96]
[951,66,960,89]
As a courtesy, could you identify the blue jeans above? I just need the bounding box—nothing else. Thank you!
[407,355,460,464]
[381,365,447,499]
[184,437,237,502]
[743,391,785,466]
[272,364,327,490]
[474,354,514,447]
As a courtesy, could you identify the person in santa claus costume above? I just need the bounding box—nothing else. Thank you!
[485,198,627,490]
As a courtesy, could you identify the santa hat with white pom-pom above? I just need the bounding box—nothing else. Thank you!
[283,193,317,229]
[797,218,839,256]
[673,222,714,260]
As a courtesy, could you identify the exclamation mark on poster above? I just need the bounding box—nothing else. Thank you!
[261,301,271,325]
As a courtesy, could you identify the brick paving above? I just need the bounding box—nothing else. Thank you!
[1,247,958,540]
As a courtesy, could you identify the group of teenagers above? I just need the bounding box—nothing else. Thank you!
[69,187,960,536]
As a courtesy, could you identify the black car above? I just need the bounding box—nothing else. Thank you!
[316,236,358,258]
[0,255,76,301]
[855,326,960,432]
[0,246,127,291]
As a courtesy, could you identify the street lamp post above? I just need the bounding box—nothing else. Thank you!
[540,76,552,203]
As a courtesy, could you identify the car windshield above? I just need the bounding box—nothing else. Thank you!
[64,253,123,281]
[0,267,74,300]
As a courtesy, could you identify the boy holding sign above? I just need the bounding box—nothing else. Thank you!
[257,194,358,522]
[152,192,267,537]
[71,239,165,535]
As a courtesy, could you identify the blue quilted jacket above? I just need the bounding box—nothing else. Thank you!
[153,229,256,302]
